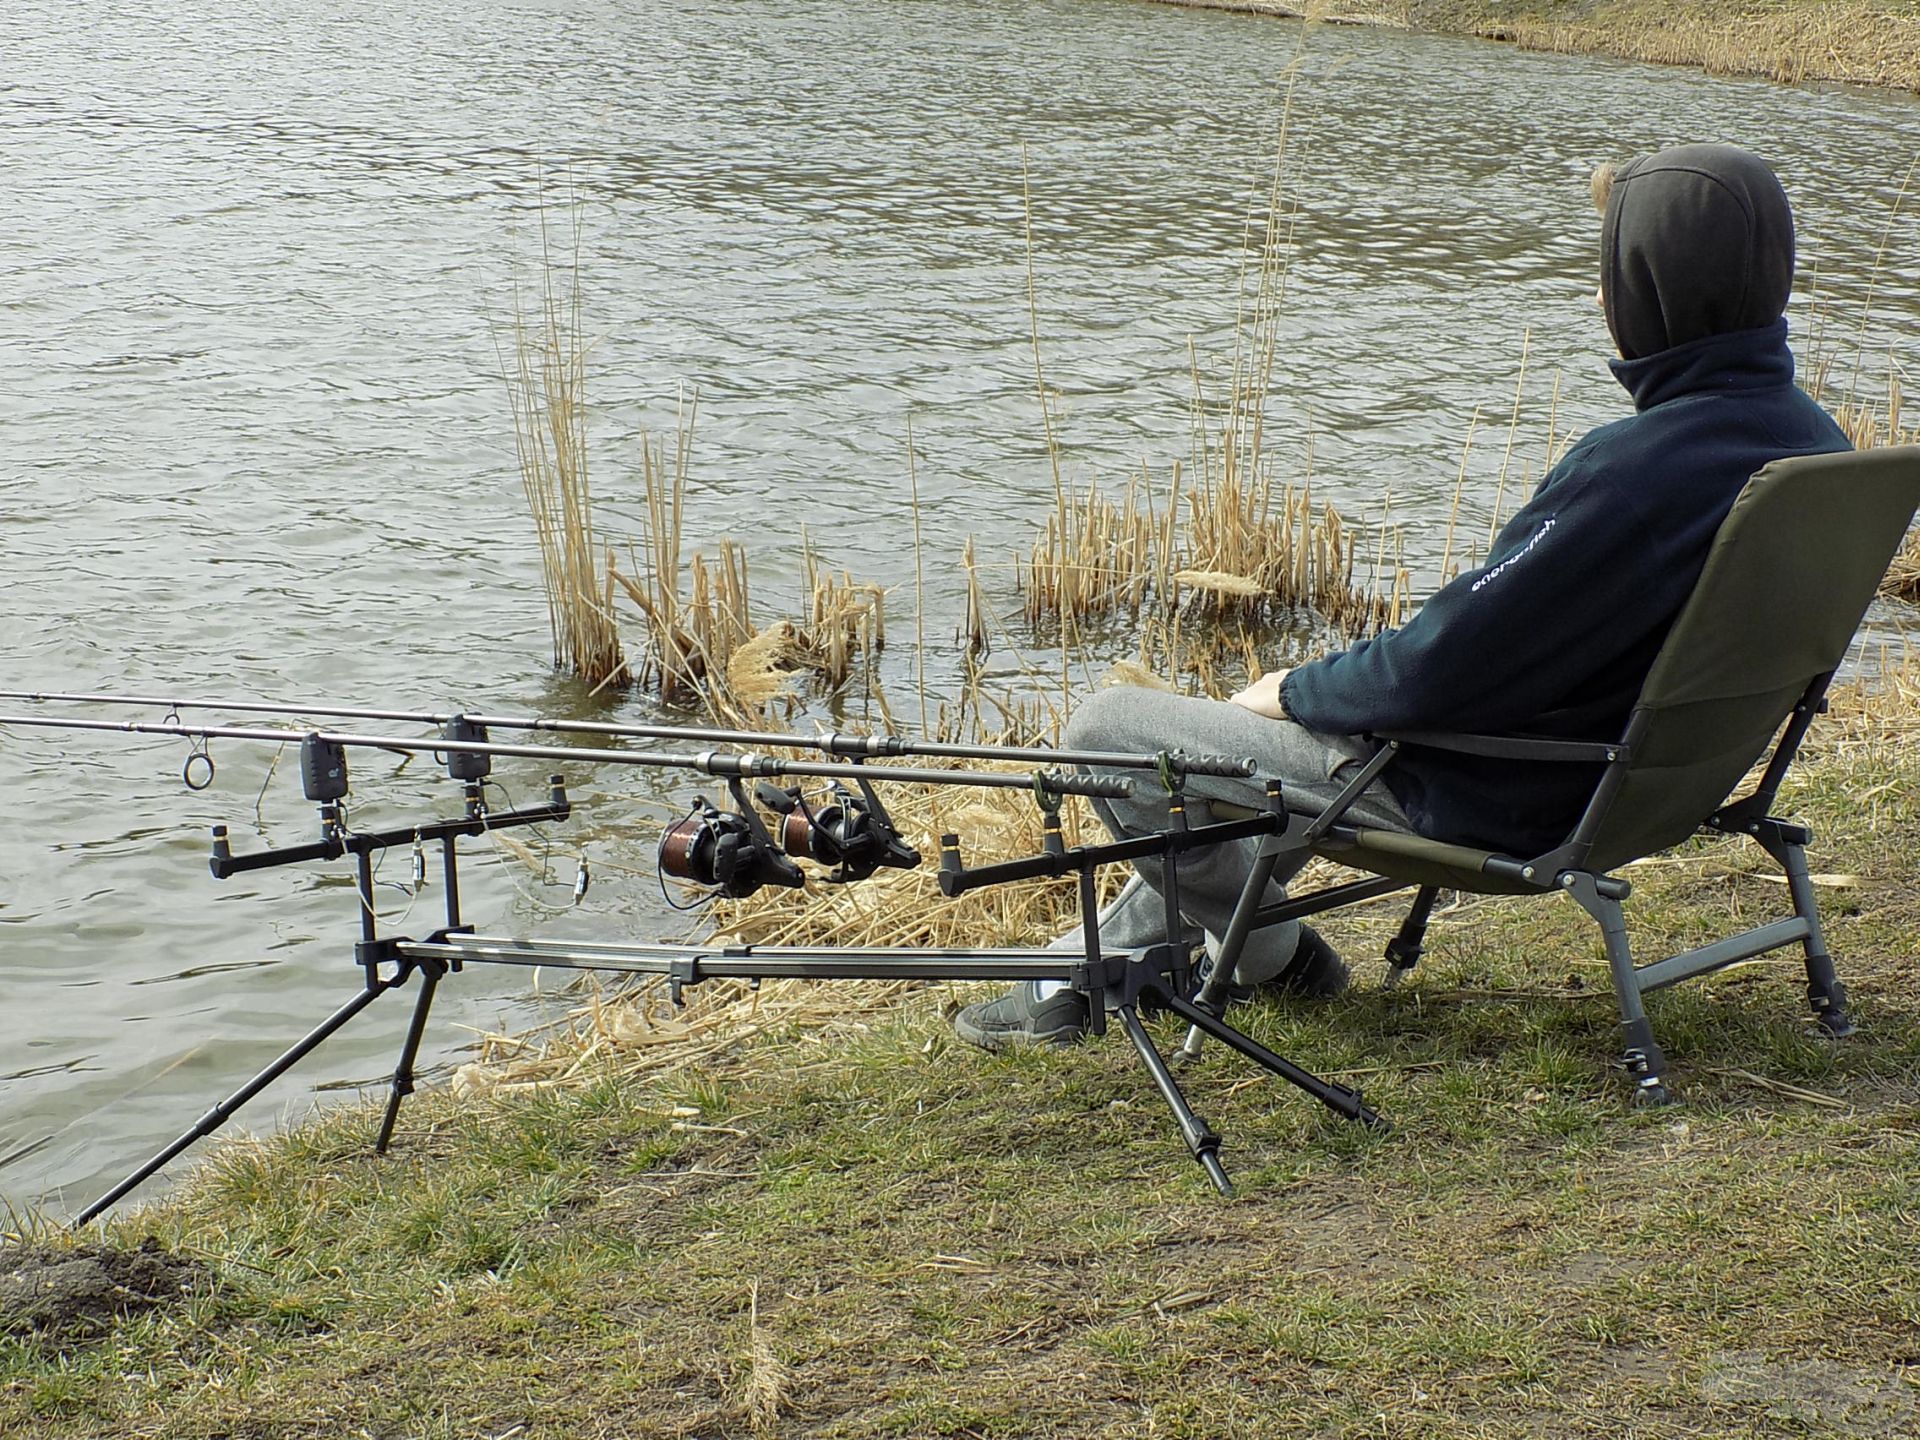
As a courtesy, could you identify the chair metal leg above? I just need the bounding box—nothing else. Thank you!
[1776,836,1854,1038]
[1383,885,1439,989]
[1564,874,1671,1105]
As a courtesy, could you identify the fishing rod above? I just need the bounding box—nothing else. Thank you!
[0,709,1139,900]
[0,712,1135,799]
[0,688,1257,780]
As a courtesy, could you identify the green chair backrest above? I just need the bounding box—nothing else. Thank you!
[1584,446,1920,873]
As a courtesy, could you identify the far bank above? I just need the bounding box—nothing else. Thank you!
[1151,1,1920,94]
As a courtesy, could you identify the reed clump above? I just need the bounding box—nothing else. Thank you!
[801,539,888,693]
[608,406,895,721]
[506,225,628,690]
[1015,45,1409,665]
[1021,476,1158,627]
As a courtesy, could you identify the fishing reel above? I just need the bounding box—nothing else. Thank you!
[753,779,920,884]
[657,779,805,899]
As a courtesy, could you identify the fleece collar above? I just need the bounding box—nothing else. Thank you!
[1608,318,1795,412]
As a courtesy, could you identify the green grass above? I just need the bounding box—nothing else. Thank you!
[7,729,1920,1437]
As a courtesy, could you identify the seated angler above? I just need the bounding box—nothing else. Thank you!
[955,142,1852,1051]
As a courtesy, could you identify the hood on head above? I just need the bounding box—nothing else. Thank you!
[1600,143,1795,361]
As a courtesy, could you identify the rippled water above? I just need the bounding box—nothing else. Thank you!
[4,0,1917,1214]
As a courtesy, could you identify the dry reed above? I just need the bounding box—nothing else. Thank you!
[611,400,706,702]
[801,537,888,692]
[505,211,628,689]
[1020,477,1157,627]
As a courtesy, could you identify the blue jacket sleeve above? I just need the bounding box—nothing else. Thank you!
[1280,452,1661,736]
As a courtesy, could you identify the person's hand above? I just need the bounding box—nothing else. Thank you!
[1228,667,1291,720]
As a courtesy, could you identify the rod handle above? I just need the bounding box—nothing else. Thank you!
[1171,751,1258,779]
[1044,771,1133,801]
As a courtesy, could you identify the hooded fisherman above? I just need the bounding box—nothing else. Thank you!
[955,142,1853,1052]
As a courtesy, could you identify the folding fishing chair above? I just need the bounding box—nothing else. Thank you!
[1196,446,1920,1102]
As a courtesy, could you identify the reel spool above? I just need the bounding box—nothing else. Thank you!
[754,781,919,884]
[657,795,804,899]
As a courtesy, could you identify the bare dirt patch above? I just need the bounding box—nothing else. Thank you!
[0,1237,206,1337]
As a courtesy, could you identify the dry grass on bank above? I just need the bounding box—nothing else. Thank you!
[1435,0,1920,94]
[1148,3,1920,92]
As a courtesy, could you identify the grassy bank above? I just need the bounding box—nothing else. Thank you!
[7,665,1920,1438]
[1160,1,1920,93]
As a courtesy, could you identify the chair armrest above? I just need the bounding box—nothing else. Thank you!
[1375,731,1626,763]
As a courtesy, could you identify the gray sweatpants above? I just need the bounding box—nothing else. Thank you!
[1051,685,1411,982]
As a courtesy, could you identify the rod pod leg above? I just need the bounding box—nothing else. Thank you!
[1161,991,1382,1127]
[1175,841,1284,1064]
[1116,1004,1232,1195]
[375,958,447,1154]
[75,979,395,1226]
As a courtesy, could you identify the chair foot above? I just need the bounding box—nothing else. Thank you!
[1380,886,1437,991]
[1813,1008,1856,1040]
[1621,1018,1671,1107]
[1630,1076,1674,1108]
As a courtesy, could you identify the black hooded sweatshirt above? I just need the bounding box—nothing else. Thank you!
[1279,145,1850,855]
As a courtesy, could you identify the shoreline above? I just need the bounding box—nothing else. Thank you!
[1146,1,1920,95]
[8,662,1920,1435]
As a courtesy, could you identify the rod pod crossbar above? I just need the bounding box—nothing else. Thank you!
[0,689,1256,780]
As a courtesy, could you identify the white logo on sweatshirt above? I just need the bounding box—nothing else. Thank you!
[1469,516,1556,593]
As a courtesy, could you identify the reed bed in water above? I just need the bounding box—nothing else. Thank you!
[1018,41,1410,655]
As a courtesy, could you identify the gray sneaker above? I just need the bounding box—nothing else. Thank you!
[952,983,1090,1052]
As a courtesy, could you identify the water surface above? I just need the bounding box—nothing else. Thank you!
[3,0,1916,1213]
